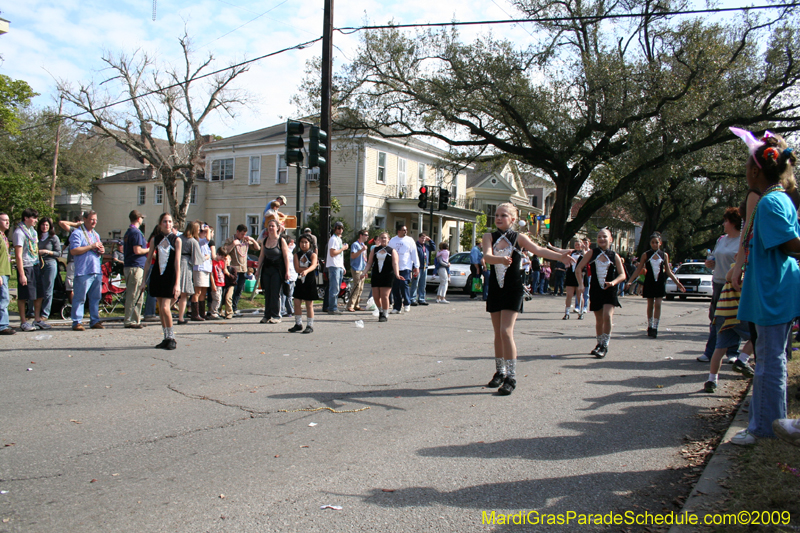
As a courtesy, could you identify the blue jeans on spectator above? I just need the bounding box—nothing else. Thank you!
[144,292,157,317]
[530,271,540,293]
[552,270,565,295]
[281,281,295,315]
[702,281,738,359]
[40,260,58,319]
[748,322,791,438]
[392,269,412,311]
[72,272,102,327]
[327,266,344,311]
[231,272,247,312]
[411,268,428,303]
[0,275,10,331]
[483,269,489,300]
[582,281,590,311]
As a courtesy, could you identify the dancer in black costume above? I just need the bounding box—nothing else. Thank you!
[483,203,574,395]
[627,233,685,338]
[143,213,182,350]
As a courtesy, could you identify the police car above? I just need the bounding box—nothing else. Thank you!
[665,260,713,299]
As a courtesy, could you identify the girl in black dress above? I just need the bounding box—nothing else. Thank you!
[289,234,318,333]
[143,213,182,350]
[627,233,685,338]
[483,203,574,395]
[575,229,627,358]
[362,232,402,322]
[561,239,585,320]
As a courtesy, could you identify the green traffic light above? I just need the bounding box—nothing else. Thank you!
[309,126,328,168]
[285,120,305,166]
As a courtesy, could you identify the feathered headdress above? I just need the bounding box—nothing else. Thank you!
[730,127,774,168]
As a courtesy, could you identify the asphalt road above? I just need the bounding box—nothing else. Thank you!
[0,293,742,532]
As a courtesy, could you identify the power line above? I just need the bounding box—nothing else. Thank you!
[199,0,291,49]
[335,2,800,33]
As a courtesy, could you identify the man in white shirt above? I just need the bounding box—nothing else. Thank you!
[325,221,348,314]
[388,225,420,313]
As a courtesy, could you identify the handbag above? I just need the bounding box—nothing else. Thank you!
[471,276,483,292]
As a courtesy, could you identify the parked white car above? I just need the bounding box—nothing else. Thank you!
[665,261,713,299]
[426,252,472,293]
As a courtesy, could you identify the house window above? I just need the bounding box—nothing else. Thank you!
[398,158,407,189]
[276,155,288,184]
[154,185,163,205]
[137,186,146,206]
[418,163,425,186]
[211,158,234,181]
[190,185,197,205]
[436,168,443,186]
[217,215,230,242]
[377,152,386,184]
[249,156,261,185]
[247,214,260,238]
[486,204,497,220]
[374,215,385,228]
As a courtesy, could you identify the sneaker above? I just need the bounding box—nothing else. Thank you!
[732,359,755,378]
[410,302,418,307]
[268,318,281,324]
[233,311,243,317]
[497,377,516,396]
[724,355,738,364]
[390,309,401,314]
[730,429,757,446]
[20,322,35,332]
[590,343,602,356]
[418,301,429,306]
[562,314,569,320]
[206,314,220,320]
[487,372,505,388]
[260,317,270,324]
[302,325,314,334]
[403,305,411,312]
[703,380,717,393]
[378,315,388,323]
[327,310,342,316]
[696,354,711,362]
[165,339,177,350]
[34,320,52,330]
[288,324,304,333]
[594,345,608,359]
[772,418,800,447]
[440,299,450,304]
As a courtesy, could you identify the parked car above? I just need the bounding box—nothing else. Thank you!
[426,252,472,294]
[665,261,713,299]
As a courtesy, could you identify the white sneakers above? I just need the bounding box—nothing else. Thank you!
[730,429,757,446]
[403,305,411,312]
[773,418,800,447]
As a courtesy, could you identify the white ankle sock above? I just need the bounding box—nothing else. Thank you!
[738,352,749,364]
[708,373,718,383]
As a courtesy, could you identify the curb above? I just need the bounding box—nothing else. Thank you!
[668,385,752,533]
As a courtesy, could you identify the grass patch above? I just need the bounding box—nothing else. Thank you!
[712,343,800,532]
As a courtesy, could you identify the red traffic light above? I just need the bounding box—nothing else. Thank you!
[419,186,427,194]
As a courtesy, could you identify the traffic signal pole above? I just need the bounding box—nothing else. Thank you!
[319,0,333,247]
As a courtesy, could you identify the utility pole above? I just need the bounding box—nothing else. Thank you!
[49,97,63,209]
[319,0,333,248]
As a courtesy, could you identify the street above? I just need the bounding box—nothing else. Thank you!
[0,294,738,532]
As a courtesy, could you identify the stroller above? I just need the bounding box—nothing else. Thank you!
[58,261,126,320]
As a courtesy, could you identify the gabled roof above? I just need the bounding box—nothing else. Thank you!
[93,168,156,184]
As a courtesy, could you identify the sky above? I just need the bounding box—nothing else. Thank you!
[0,0,530,139]
[0,0,761,141]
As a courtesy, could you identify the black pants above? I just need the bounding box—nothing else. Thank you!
[261,267,282,320]
[232,272,246,312]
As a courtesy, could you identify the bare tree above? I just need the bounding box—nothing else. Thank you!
[59,33,248,227]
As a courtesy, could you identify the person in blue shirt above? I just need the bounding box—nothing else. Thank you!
[411,233,435,306]
[730,128,800,445]
[69,210,105,331]
[123,210,149,328]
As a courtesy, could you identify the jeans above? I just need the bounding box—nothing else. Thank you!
[702,281,738,359]
[530,271,540,293]
[144,292,157,317]
[40,260,57,319]
[72,272,102,326]
[281,281,295,315]
[552,271,565,295]
[416,267,428,302]
[0,275,9,331]
[327,266,344,311]
[748,322,791,438]
[261,266,282,320]
[232,272,246,312]
[392,269,412,310]
[538,276,548,294]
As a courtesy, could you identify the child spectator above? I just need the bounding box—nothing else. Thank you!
[207,249,228,320]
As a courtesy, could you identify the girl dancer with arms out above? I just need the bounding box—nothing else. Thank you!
[575,229,627,358]
[143,213,181,350]
[560,239,585,320]
[627,232,685,338]
[362,232,403,322]
[483,203,574,395]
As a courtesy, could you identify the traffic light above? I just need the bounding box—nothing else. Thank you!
[309,126,327,168]
[285,120,304,165]
[418,186,428,209]
[438,187,450,210]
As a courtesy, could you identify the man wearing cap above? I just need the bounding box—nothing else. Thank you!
[123,210,148,329]
[325,222,348,314]
[264,196,288,230]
